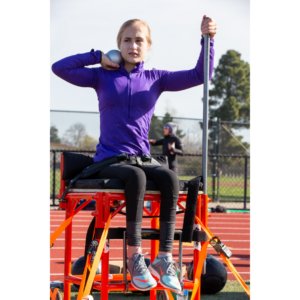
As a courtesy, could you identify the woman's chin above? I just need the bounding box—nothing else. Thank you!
[124,57,142,65]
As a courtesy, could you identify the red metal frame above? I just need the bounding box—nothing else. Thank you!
[57,154,209,300]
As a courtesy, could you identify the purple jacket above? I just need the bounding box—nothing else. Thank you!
[52,38,215,162]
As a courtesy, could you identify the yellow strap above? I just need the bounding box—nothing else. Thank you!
[77,225,96,300]
[194,215,250,297]
[190,241,209,300]
[50,200,92,248]
[50,216,73,247]
[77,254,92,300]
[76,214,111,300]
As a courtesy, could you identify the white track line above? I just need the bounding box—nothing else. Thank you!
[50,231,250,235]
[54,238,249,242]
[50,272,250,276]
[50,225,250,230]
[50,220,249,226]
[50,215,250,220]
[51,247,250,250]
[50,257,249,261]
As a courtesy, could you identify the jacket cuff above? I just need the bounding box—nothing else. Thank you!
[201,37,214,46]
[90,49,102,63]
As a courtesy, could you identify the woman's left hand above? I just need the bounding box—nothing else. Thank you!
[201,15,217,39]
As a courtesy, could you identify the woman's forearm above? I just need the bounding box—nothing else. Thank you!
[52,50,102,88]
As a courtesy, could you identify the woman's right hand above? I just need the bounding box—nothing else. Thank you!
[100,52,120,70]
[149,139,156,143]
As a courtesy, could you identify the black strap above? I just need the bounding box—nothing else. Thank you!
[60,156,119,202]
[181,176,201,242]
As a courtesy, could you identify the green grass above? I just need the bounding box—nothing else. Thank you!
[50,169,61,196]
[178,176,250,201]
[67,280,250,299]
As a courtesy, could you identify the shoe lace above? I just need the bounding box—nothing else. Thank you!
[165,260,180,277]
[133,253,148,273]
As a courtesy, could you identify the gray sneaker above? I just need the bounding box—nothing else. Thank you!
[127,253,157,291]
[148,256,182,293]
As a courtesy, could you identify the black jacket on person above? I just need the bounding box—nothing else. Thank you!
[150,134,184,169]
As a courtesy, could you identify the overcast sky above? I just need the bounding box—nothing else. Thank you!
[50,0,250,141]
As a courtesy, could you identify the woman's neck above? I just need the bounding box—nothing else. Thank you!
[123,61,138,73]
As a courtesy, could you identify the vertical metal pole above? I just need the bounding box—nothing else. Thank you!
[64,200,72,299]
[202,18,210,195]
[244,156,248,210]
[217,118,221,201]
[212,117,217,201]
[52,150,56,205]
[179,232,182,283]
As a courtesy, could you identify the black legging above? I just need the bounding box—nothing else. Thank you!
[92,163,179,252]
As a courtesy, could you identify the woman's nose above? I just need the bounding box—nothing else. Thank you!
[129,42,138,49]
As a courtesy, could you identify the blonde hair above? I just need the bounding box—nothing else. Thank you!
[117,19,152,49]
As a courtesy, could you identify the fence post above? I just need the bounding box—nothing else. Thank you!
[216,118,221,201]
[52,150,56,206]
[212,117,217,201]
[244,155,248,210]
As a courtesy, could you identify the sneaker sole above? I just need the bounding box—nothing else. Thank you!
[148,265,181,294]
[127,268,157,291]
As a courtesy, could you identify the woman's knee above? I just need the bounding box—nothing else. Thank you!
[156,167,179,193]
[123,166,147,186]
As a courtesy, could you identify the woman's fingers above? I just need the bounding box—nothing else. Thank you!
[201,17,217,39]
[101,53,120,70]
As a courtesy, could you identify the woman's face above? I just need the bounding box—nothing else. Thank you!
[120,24,150,65]
[164,127,170,135]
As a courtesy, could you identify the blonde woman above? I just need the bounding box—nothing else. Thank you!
[52,15,217,293]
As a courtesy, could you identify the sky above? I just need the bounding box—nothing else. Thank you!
[50,0,250,142]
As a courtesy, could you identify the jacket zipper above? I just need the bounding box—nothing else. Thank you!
[128,73,131,119]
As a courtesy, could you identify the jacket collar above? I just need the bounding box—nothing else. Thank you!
[119,61,144,74]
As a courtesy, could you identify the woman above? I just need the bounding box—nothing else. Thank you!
[149,122,184,174]
[52,15,217,293]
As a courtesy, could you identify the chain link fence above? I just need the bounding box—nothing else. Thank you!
[50,150,250,210]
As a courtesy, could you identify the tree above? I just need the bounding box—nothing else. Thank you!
[79,134,98,150]
[209,50,250,124]
[208,50,250,154]
[50,125,61,143]
[62,123,86,147]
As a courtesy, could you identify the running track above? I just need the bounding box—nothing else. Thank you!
[50,211,250,282]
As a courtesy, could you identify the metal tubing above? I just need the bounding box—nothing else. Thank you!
[64,200,73,300]
[212,118,217,201]
[202,18,211,195]
[123,231,127,288]
[194,194,202,300]
[217,118,221,201]
[179,231,182,282]
[244,156,248,210]
[101,193,110,299]
[150,199,159,300]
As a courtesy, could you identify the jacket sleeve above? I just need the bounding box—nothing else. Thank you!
[150,139,163,146]
[170,137,184,156]
[158,38,214,92]
[51,50,102,89]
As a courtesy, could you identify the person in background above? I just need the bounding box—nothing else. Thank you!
[149,122,184,174]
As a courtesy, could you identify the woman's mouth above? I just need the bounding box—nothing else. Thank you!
[129,52,138,56]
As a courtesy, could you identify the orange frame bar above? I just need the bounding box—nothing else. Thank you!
[56,154,207,300]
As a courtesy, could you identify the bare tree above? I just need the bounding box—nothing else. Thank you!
[62,123,86,147]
